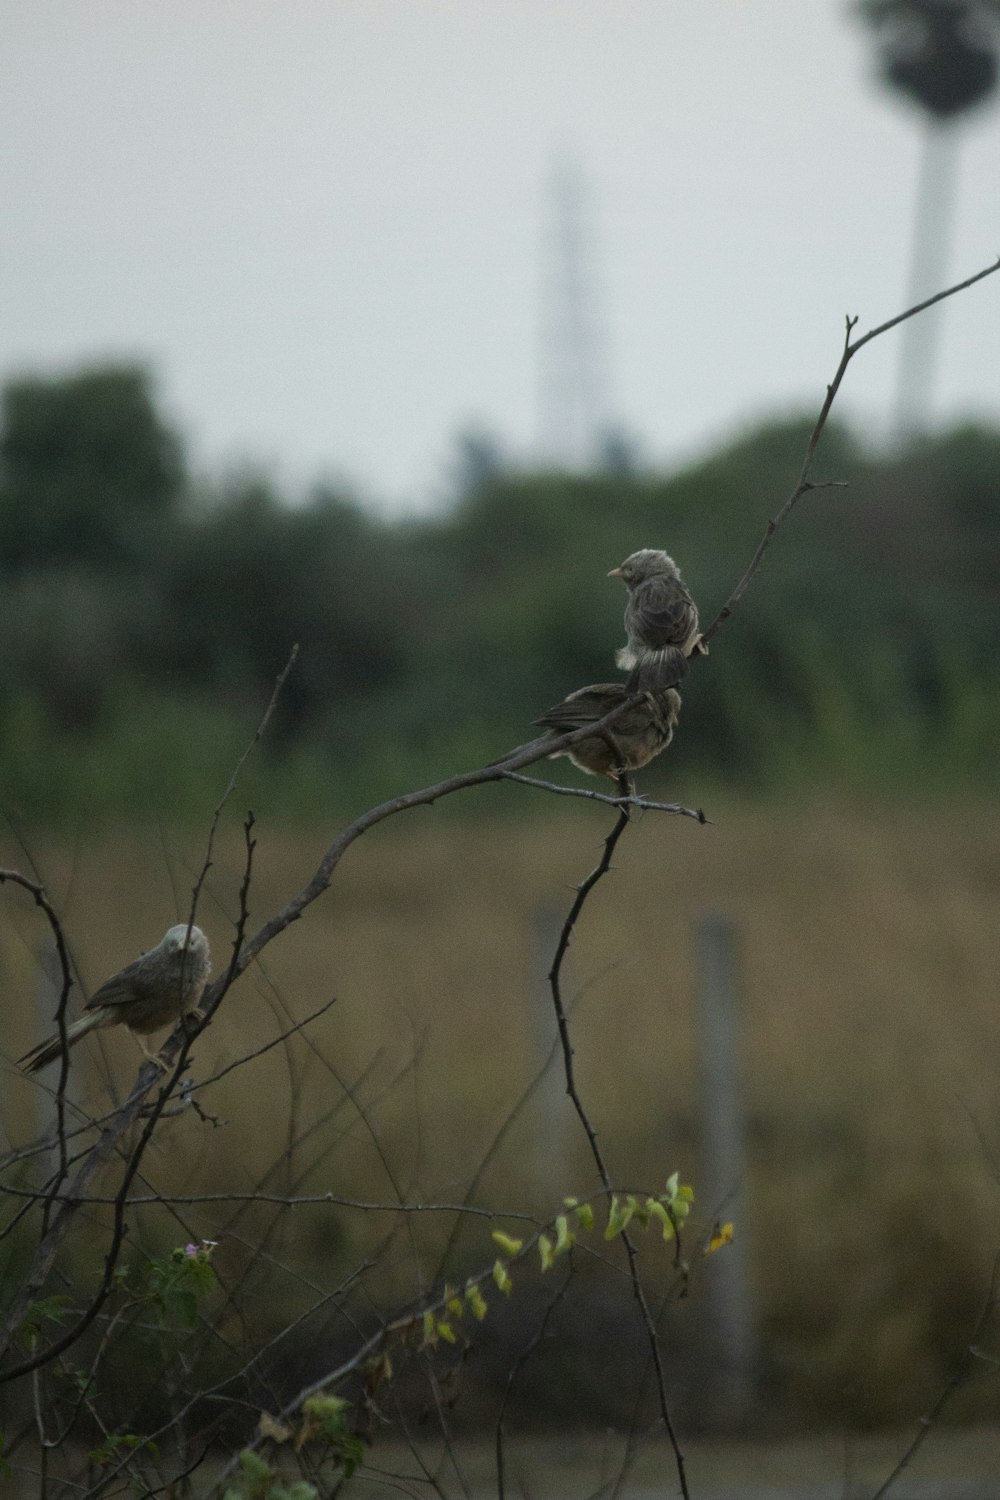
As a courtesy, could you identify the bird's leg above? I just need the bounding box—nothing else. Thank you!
[599,730,625,776]
[131,1031,171,1073]
[689,633,709,657]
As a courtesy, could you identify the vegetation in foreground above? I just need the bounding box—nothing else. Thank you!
[3,805,999,1438]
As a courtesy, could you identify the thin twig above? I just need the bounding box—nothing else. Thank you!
[496,1267,573,1500]
[545,773,691,1500]
[497,771,709,823]
[0,871,75,1216]
[186,646,298,932]
[869,1251,1000,1500]
[702,256,1000,647]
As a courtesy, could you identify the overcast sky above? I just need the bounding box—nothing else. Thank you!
[2,1,999,510]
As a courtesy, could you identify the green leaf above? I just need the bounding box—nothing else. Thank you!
[572,1201,594,1232]
[604,1194,636,1240]
[18,1294,73,1345]
[491,1230,523,1256]
[492,1259,512,1295]
[465,1284,488,1321]
[645,1199,675,1241]
[538,1233,555,1271]
[552,1215,575,1256]
[239,1449,273,1482]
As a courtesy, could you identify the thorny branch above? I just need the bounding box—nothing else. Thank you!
[545,773,691,1500]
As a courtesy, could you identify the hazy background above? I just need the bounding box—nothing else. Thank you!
[2,1,1000,1464]
[2,0,999,506]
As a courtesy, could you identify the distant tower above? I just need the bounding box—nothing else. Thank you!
[855,1,1000,438]
[536,157,613,469]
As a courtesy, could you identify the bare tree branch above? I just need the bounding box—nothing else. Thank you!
[702,256,1000,647]
[544,774,691,1500]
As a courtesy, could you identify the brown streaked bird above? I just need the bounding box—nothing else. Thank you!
[18,924,211,1075]
[608,548,703,691]
[495,682,681,780]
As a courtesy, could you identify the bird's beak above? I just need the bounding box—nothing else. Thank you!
[607,566,623,577]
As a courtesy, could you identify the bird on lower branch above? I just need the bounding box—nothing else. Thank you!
[18,924,211,1074]
[495,682,681,780]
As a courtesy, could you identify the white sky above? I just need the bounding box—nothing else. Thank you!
[2,1,999,510]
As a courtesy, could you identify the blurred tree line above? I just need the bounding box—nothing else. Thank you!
[0,363,998,822]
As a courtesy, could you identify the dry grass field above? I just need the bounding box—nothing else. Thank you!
[3,794,1000,1434]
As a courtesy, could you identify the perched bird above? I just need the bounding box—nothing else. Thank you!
[496,682,681,780]
[608,548,703,691]
[18,924,211,1074]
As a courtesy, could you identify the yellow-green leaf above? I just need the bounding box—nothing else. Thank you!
[604,1194,636,1240]
[436,1320,456,1344]
[573,1201,594,1232]
[422,1310,437,1346]
[447,1296,464,1319]
[645,1199,675,1240]
[258,1412,293,1444]
[538,1233,555,1271]
[493,1259,512,1295]
[491,1230,523,1256]
[553,1215,575,1255]
[465,1284,488,1321]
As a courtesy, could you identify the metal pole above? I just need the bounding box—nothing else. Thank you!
[695,910,756,1425]
[895,119,960,438]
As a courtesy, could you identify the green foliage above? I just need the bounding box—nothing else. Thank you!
[16,1293,73,1348]
[486,1175,702,1306]
[2,362,1000,821]
[88,1432,158,1469]
[141,1241,218,1330]
[223,1448,318,1500]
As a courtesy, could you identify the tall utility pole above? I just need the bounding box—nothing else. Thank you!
[855,1,1000,438]
[536,157,613,470]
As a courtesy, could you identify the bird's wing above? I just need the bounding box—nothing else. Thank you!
[84,952,164,1014]
[533,684,626,732]
[629,578,698,650]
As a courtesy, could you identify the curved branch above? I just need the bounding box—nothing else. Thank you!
[701,255,1000,647]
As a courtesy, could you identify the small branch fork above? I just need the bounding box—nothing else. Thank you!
[701,256,1000,647]
[545,774,692,1500]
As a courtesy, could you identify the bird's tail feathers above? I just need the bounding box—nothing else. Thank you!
[624,646,688,694]
[18,1010,105,1075]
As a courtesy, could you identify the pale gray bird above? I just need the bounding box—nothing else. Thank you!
[19,924,211,1074]
[496,682,681,780]
[608,548,703,691]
